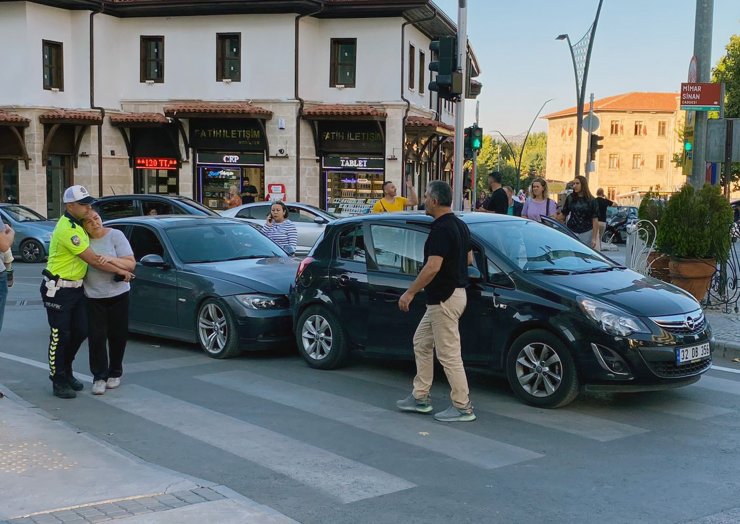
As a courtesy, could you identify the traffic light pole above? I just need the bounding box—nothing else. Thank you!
[452,0,467,212]
[585,92,594,176]
[471,100,479,210]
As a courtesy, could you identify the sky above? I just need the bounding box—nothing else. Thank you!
[433,0,739,136]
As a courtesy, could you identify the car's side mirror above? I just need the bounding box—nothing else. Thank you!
[467,266,483,282]
[283,245,296,256]
[314,216,328,225]
[140,254,168,269]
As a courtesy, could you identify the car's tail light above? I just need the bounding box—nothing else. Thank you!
[296,256,314,282]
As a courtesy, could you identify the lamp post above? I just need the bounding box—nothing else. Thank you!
[556,0,604,178]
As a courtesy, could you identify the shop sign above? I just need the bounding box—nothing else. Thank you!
[318,122,385,154]
[323,155,384,170]
[197,152,264,166]
[190,119,265,151]
[135,157,178,170]
[266,183,286,202]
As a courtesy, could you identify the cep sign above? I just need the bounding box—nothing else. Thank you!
[680,83,722,111]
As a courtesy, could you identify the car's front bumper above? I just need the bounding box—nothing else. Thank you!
[223,296,294,350]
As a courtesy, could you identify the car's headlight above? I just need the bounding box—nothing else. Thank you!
[577,296,649,337]
[236,294,289,310]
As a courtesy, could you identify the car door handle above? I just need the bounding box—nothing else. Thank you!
[337,274,350,286]
[378,289,402,302]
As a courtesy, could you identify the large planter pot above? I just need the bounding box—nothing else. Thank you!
[668,257,716,301]
[647,252,671,283]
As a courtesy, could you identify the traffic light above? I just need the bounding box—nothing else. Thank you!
[428,36,460,100]
[463,126,473,161]
[589,134,604,161]
[471,126,483,151]
[684,138,693,153]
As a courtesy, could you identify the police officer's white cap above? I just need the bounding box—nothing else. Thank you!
[62,185,95,205]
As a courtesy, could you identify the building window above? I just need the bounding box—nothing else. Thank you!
[632,154,643,169]
[217,33,240,82]
[608,154,619,169]
[610,120,619,135]
[330,38,356,88]
[657,121,667,137]
[408,43,415,90]
[607,187,616,200]
[634,121,643,136]
[418,51,425,94]
[656,154,665,170]
[42,40,63,91]
[140,36,164,83]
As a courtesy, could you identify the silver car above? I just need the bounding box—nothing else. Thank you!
[220,202,336,256]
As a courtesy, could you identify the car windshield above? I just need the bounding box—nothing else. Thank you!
[166,223,286,263]
[2,205,46,222]
[471,220,615,273]
[301,204,338,220]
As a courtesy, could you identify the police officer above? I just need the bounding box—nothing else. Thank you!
[42,185,132,399]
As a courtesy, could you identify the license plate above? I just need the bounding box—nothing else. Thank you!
[676,342,711,365]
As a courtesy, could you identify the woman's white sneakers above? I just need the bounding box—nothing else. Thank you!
[92,380,107,395]
[106,377,121,389]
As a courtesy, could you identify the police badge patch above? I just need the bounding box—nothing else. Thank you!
[71,235,81,246]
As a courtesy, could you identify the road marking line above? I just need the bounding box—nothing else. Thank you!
[642,398,733,420]
[334,368,647,442]
[96,385,415,504]
[0,352,93,381]
[197,370,544,468]
[711,365,740,375]
[124,355,214,374]
[696,375,740,396]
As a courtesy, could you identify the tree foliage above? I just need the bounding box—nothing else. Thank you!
[469,132,547,195]
[711,34,740,191]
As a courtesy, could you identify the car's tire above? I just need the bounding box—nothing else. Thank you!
[20,239,44,263]
[506,329,579,408]
[197,298,241,359]
[295,305,348,369]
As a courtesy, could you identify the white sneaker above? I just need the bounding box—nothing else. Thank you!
[106,377,121,389]
[92,380,106,395]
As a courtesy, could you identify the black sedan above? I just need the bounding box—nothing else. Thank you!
[107,216,298,358]
[291,212,713,408]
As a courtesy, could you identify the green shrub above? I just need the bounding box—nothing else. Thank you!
[656,184,734,261]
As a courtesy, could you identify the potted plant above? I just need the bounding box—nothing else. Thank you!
[639,191,669,282]
[656,184,734,300]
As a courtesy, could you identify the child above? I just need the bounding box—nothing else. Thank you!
[2,249,13,287]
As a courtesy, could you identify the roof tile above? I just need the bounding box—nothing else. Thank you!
[303,104,386,119]
[164,102,272,118]
[543,92,680,119]
[39,109,104,124]
[109,112,169,126]
[0,111,30,126]
[406,116,454,132]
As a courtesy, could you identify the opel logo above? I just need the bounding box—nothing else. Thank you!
[685,316,696,331]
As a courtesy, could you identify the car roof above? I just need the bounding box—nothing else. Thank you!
[105,215,240,228]
[95,194,195,202]
[329,211,523,227]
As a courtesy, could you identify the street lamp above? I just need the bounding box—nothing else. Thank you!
[556,0,604,178]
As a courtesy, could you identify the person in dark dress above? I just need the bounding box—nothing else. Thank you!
[561,175,599,249]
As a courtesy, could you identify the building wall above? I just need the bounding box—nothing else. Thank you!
[545,109,685,201]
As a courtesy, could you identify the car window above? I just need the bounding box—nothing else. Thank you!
[97,200,138,220]
[2,205,46,222]
[128,226,165,261]
[370,225,426,275]
[237,204,270,219]
[337,226,366,263]
[166,223,285,263]
[142,201,174,216]
[175,198,219,216]
[287,207,317,223]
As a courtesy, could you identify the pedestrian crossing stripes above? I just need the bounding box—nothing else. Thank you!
[196,370,544,468]
[95,385,416,504]
[124,355,217,374]
[695,375,740,396]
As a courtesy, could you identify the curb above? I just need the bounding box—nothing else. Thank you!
[715,339,740,359]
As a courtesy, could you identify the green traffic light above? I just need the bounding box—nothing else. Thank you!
[684,141,693,152]
[472,137,482,149]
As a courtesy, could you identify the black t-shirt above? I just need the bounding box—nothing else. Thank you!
[484,187,509,214]
[562,194,599,234]
[596,197,613,222]
[241,185,258,204]
[424,213,471,305]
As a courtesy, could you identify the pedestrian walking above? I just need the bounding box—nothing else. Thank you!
[595,188,615,244]
[41,185,133,399]
[261,201,298,254]
[371,178,418,213]
[477,172,508,214]
[561,175,599,249]
[0,224,15,333]
[397,180,476,422]
[82,210,135,395]
[521,177,557,223]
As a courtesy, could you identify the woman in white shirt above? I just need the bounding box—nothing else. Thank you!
[261,201,298,254]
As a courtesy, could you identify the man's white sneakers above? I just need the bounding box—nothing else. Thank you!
[106,377,121,389]
[92,380,106,395]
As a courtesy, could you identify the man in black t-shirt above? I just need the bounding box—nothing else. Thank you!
[241,177,259,204]
[478,171,508,214]
[595,188,614,243]
[397,180,476,422]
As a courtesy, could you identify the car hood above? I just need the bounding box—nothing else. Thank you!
[185,256,299,295]
[527,268,700,317]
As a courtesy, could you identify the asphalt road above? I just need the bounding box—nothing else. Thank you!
[3,262,740,524]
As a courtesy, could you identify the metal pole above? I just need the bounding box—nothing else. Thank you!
[564,35,582,178]
[585,92,594,176]
[690,0,714,188]
[579,0,603,177]
[452,0,467,211]
[515,99,554,192]
[471,100,479,208]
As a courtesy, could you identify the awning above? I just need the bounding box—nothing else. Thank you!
[303,104,387,121]
[110,112,169,127]
[0,111,31,168]
[39,109,103,167]
[163,102,272,120]
[406,116,454,136]
[109,112,185,165]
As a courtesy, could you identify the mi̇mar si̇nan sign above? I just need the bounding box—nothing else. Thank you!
[680,83,722,111]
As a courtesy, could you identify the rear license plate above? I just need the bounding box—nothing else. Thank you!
[676,342,711,365]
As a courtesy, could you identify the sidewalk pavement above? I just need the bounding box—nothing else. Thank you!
[705,310,740,358]
[0,383,297,524]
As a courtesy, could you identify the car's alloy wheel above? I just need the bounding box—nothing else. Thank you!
[197,299,240,359]
[296,306,348,369]
[20,239,44,263]
[506,329,579,408]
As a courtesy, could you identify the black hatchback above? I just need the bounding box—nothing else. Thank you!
[291,213,714,408]
[94,194,219,220]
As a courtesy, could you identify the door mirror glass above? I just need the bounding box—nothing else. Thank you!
[314,216,328,225]
[467,266,482,282]
[140,254,166,268]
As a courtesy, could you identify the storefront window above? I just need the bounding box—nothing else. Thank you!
[325,170,384,216]
[134,169,178,195]
[0,160,19,203]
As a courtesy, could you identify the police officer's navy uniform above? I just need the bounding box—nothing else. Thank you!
[42,192,92,397]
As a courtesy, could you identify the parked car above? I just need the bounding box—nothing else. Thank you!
[106,216,298,358]
[94,195,219,221]
[220,202,337,256]
[0,203,57,262]
[291,212,713,408]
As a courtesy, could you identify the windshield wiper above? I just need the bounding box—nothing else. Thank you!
[573,266,624,274]
[525,268,575,275]
[221,255,272,261]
